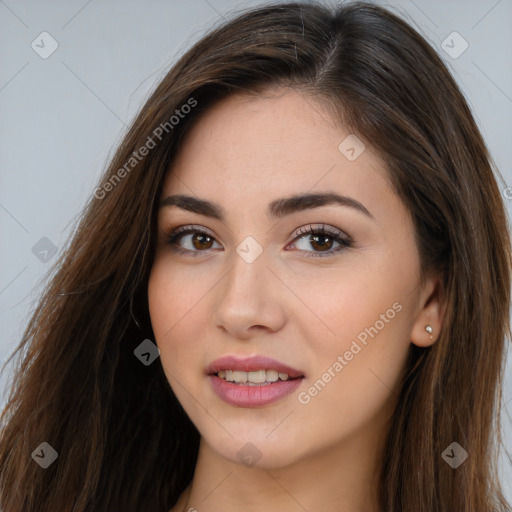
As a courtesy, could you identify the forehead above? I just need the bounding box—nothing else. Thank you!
[161,88,391,215]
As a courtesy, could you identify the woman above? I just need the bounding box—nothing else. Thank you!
[1,2,510,511]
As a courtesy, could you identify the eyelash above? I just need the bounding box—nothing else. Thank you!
[163,224,353,258]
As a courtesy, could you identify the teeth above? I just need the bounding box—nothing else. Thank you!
[232,370,247,383]
[216,369,292,384]
[266,370,279,382]
[248,370,266,383]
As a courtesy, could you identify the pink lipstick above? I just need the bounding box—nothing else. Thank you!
[207,355,305,407]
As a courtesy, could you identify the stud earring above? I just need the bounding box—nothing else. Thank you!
[425,324,433,340]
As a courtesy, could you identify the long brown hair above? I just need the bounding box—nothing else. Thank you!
[1,2,510,511]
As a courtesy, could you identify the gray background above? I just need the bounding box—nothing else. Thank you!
[1,0,511,499]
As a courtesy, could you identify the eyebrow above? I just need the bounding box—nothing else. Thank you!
[159,192,374,221]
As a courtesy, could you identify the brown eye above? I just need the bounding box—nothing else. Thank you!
[309,233,334,252]
[190,233,214,250]
[290,224,353,258]
[164,223,352,258]
[164,225,222,256]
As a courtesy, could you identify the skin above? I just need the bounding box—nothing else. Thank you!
[147,87,446,512]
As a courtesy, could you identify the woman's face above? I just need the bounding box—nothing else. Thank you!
[148,88,438,469]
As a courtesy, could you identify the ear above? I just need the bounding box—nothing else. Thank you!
[410,273,446,348]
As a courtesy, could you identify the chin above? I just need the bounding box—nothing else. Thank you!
[203,429,307,469]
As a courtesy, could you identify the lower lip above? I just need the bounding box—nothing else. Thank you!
[208,375,303,407]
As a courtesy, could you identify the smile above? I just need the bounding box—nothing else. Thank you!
[207,355,305,407]
[216,369,292,385]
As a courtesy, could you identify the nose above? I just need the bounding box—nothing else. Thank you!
[211,247,287,340]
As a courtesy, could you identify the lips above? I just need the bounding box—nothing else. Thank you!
[206,355,305,379]
[206,355,305,407]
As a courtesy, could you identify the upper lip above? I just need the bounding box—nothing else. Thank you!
[207,355,304,379]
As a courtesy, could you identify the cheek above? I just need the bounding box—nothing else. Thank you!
[293,297,410,444]
[296,252,415,408]
[301,259,409,351]
[147,261,211,374]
